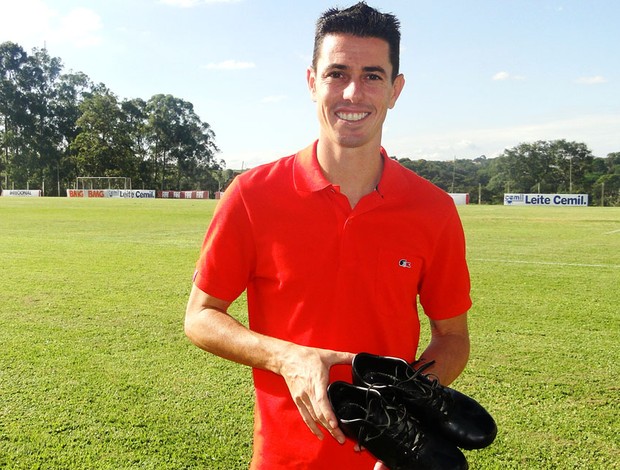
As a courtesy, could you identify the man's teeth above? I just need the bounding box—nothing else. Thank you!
[337,112,368,122]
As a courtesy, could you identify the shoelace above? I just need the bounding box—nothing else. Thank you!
[366,361,453,414]
[359,393,424,455]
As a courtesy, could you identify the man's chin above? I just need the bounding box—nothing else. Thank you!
[332,133,373,149]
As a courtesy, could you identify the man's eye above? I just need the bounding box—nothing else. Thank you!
[327,71,344,79]
[367,74,382,81]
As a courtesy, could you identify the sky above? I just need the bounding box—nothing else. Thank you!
[1,0,618,170]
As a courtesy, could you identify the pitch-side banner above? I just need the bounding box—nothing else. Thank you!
[158,191,210,199]
[449,193,470,206]
[504,193,588,207]
[1,189,42,197]
[67,189,156,198]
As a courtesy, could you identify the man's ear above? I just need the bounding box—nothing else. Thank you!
[307,67,317,102]
[388,73,406,109]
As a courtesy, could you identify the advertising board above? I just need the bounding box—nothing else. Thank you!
[504,193,588,206]
[158,191,210,199]
[1,190,42,197]
[449,193,470,205]
[114,190,156,198]
[66,189,156,198]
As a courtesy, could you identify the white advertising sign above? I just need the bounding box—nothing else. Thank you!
[449,193,470,205]
[158,190,210,199]
[504,193,588,207]
[67,189,106,198]
[113,190,156,198]
[67,189,156,198]
[1,189,42,197]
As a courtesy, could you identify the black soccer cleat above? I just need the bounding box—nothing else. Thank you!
[352,353,497,450]
[328,381,469,470]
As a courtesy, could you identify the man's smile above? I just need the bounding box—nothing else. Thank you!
[336,112,370,122]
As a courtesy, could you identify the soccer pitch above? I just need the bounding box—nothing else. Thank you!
[1,199,618,469]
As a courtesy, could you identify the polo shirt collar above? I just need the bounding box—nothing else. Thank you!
[293,140,410,199]
[376,150,411,199]
[293,141,331,193]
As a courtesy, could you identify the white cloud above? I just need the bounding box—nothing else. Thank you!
[0,1,102,49]
[202,60,256,70]
[160,0,240,7]
[575,76,607,85]
[0,0,55,44]
[492,71,525,81]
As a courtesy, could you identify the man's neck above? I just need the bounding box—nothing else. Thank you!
[316,140,384,208]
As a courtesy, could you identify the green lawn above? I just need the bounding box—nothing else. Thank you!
[1,199,618,469]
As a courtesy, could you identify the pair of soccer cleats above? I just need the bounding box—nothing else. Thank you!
[327,353,497,470]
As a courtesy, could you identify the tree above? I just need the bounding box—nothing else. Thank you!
[0,42,30,189]
[50,71,95,194]
[493,140,595,194]
[121,98,149,188]
[0,42,87,194]
[71,88,137,179]
[145,94,220,190]
[398,158,453,189]
[16,47,63,191]
[398,156,493,203]
[591,152,620,206]
[605,152,620,174]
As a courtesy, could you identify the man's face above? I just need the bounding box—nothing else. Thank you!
[307,34,405,150]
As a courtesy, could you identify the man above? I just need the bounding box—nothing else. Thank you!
[185,3,471,469]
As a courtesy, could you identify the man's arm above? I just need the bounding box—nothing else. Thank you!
[184,284,354,443]
[416,313,470,386]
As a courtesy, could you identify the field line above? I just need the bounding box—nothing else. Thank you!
[604,229,620,235]
[472,258,620,269]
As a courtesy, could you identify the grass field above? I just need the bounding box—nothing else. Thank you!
[1,198,618,469]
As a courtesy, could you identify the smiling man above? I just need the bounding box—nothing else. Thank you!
[185,3,472,469]
[308,32,405,208]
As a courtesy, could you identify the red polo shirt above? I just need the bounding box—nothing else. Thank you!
[194,141,471,469]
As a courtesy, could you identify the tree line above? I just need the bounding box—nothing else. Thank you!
[2,42,619,205]
[398,141,620,206]
[1,42,222,196]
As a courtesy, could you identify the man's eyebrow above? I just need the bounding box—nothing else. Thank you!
[363,66,388,76]
[324,64,388,76]
[324,63,348,71]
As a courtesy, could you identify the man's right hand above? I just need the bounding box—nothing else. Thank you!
[185,286,354,443]
[277,344,354,444]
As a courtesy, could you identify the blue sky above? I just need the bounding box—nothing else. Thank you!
[1,0,618,170]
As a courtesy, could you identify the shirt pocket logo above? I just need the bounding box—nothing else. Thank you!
[398,259,412,269]
[375,249,422,312]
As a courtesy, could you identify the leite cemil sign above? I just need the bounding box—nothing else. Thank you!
[504,193,588,207]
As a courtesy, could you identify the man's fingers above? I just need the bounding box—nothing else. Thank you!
[313,382,347,443]
[329,350,355,366]
[316,411,346,444]
[280,346,354,445]
[298,391,346,444]
[296,398,325,440]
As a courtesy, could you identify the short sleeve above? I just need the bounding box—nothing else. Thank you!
[193,177,256,302]
[418,206,472,320]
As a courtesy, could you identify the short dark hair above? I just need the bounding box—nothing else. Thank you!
[312,2,401,81]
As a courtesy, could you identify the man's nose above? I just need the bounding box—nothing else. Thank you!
[343,78,363,102]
